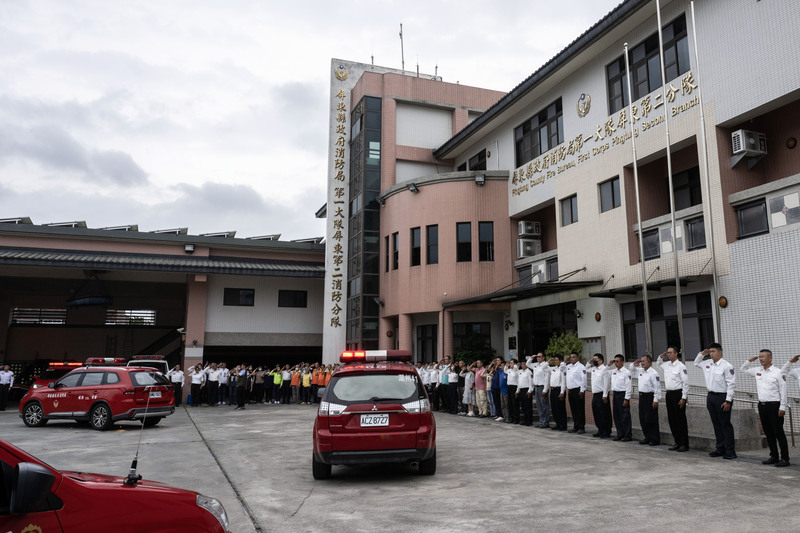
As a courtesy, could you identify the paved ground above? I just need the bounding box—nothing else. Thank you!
[2,402,799,532]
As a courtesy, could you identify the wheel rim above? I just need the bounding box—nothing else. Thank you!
[92,406,108,427]
[25,404,43,425]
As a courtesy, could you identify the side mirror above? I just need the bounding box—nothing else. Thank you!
[10,462,56,515]
[48,382,56,389]
[316,387,326,398]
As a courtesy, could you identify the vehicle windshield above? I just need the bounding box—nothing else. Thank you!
[129,362,167,372]
[130,371,170,386]
[328,373,422,403]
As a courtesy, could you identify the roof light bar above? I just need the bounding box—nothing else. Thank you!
[339,350,413,363]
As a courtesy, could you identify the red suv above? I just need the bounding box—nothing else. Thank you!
[312,350,436,479]
[0,439,230,532]
[19,366,175,430]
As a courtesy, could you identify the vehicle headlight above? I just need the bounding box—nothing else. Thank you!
[196,494,229,531]
[403,399,430,413]
[32,384,42,388]
[318,401,347,416]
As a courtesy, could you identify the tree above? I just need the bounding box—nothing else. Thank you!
[545,331,583,361]
[454,334,497,365]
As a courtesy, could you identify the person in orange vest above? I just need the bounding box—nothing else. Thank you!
[290,366,301,404]
[301,365,313,404]
[311,364,323,404]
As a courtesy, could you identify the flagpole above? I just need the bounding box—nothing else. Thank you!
[656,0,685,355]
[690,1,722,343]
[624,43,653,357]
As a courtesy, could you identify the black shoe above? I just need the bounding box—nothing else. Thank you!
[613,436,623,441]
[677,446,689,452]
[762,456,779,465]
[551,427,560,431]
[649,442,660,447]
[577,429,585,434]
[592,433,601,438]
[775,459,791,467]
[668,445,680,451]
[709,450,723,457]
[621,436,632,442]
[639,439,650,445]
[568,429,576,433]
[600,434,610,439]
[723,454,737,460]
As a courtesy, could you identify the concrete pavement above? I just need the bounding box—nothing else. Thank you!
[2,403,798,532]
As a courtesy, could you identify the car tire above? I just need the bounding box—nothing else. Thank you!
[312,455,332,480]
[419,450,436,475]
[142,417,161,427]
[22,402,48,427]
[90,403,113,431]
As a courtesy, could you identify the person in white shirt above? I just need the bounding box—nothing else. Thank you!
[205,363,220,407]
[189,364,205,407]
[632,355,662,446]
[529,353,551,428]
[585,354,611,438]
[428,363,440,411]
[608,354,633,441]
[743,350,789,467]
[565,352,587,434]
[506,359,520,424]
[217,363,229,406]
[0,364,15,411]
[781,354,800,385]
[549,355,568,431]
[516,361,534,426]
[167,365,185,407]
[655,347,690,451]
[694,343,736,459]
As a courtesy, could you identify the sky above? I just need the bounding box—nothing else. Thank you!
[0,0,621,240]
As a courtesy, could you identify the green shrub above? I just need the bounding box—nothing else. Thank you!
[545,331,583,362]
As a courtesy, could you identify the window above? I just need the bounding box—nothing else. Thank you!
[478,222,494,262]
[561,195,578,226]
[417,324,438,363]
[223,288,254,306]
[547,258,559,281]
[457,162,467,172]
[599,177,621,212]
[385,235,389,272]
[105,309,156,326]
[278,290,307,308]
[57,373,82,388]
[673,166,702,211]
[456,222,471,262]
[514,99,563,167]
[81,372,104,387]
[642,229,660,260]
[392,232,399,270]
[686,217,706,250]
[468,149,486,171]
[453,322,491,351]
[426,225,438,265]
[606,14,690,114]
[736,200,769,238]
[11,307,67,325]
[410,227,421,266]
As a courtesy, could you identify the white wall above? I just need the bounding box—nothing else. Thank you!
[396,103,453,149]
[396,161,443,184]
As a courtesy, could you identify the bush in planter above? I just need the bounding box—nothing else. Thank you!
[545,331,583,362]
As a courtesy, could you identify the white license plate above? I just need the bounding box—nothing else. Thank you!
[149,391,162,398]
[360,414,389,427]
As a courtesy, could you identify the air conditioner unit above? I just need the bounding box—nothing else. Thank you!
[518,220,542,237]
[517,238,542,258]
[731,129,767,157]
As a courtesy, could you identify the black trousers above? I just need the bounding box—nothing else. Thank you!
[706,393,735,455]
[439,384,450,412]
[191,383,202,406]
[758,401,789,460]
[507,385,519,423]
[591,393,612,436]
[568,387,585,430]
[452,384,461,414]
[206,381,218,406]
[172,382,183,407]
[550,388,567,430]
[612,392,632,438]
[665,390,689,447]
[236,385,246,408]
[638,392,660,444]
[519,388,533,425]
[492,388,502,417]
[0,383,9,410]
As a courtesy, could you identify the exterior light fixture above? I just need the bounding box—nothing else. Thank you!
[475,175,485,186]
[407,183,419,193]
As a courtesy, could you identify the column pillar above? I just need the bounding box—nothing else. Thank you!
[442,309,453,360]
[398,313,413,353]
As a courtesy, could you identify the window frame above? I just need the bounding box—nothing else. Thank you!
[736,199,769,239]
[599,177,621,213]
[560,194,578,227]
[391,232,399,270]
[468,149,487,171]
[514,99,564,168]
[410,227,421,267]
[456,222,472,262]
[278,290,308,308]
[426,225,439,265]
[685,216,706,251]
[478,221,494,262]
[642,228,661,260]
[223,288,255,307]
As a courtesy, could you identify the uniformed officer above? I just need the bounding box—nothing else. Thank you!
[742,350,789,467]
[0,364,14,411]
[530,353,551,428]
[632,355,661,446]
[167,365,185,407]
[565,352,587,434]
[694,343,736,460]
[549,355,568,431]
[507,359,520,424]
[585,354,611,438]
[516,361,534,426]
[655,347,690,451]
[608,354,632,441]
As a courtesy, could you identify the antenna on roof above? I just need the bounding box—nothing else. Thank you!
[399,23,405,72]
[416,55,419,77]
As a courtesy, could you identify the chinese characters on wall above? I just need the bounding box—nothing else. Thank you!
[329,89,348,327]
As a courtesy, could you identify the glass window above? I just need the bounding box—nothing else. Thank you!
[514,99,563,167]
[600,177,621,212]
[105,372,120,384]
[80,372,103,387]
[456,222,471,262]
[642,229,660,260]
[130,371,170,386]
[673,166,702,211]
[57,373,82,388]
[457,162,467,172]
[453,322,491,350]
[426,225,438,265]
[410,227,421,267]
[469,149,487,171]
[686,217,706,250]
[561,195,578,226]
[547,258,559,281]
[737,200,769,238]
[328,374,422,404]
[385,235,389,272]
[391,232,399,270]
[278,290,307,308]
[478,222,494,262]
[223,288,254,307]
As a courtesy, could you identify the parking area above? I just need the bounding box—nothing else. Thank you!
[2,403,799,532]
